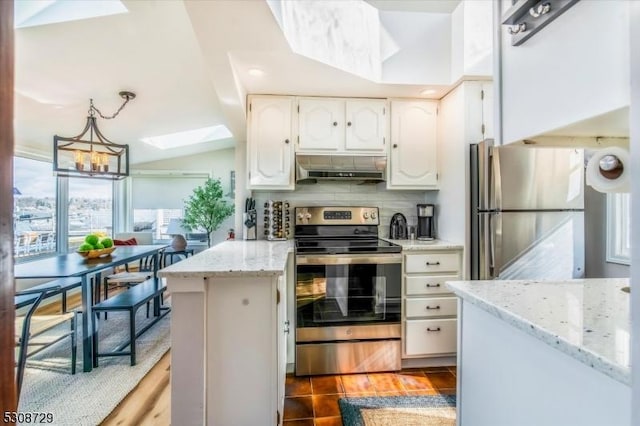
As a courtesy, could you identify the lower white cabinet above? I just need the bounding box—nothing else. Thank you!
[402,248,462,359]
[405,318,457,356]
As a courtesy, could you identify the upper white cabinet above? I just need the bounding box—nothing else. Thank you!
[247,95,295,190]
[298,98,386,154]
[388,100,439,189]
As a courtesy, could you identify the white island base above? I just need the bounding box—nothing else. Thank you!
[169,275,286,425]
[457,301,630,426]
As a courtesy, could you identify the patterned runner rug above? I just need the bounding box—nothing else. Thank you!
[339,395,456,426]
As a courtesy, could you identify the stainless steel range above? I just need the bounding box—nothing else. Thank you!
[294,206,402,376]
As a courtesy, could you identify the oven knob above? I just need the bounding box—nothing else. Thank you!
[305,213,312,219]
[363,211,369,219]
[371,211,377,219]
[297,212,305,220]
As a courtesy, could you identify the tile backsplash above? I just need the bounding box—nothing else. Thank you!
[253,182,435,238]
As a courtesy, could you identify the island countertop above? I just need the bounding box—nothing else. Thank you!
[158,240,293,278]
[446,278,631,385]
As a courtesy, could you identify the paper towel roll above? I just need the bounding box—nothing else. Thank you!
[586,147,630,193]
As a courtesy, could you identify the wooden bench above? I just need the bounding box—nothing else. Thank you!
[91,279,169,366]
[16,277,82,312]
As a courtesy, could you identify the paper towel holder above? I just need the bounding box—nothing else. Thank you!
[598,155,624,180]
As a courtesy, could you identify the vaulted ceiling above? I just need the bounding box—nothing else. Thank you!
[14,0,465,165]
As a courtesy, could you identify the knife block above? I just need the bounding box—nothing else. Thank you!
[243,211,257,240]
[263,200,290,241]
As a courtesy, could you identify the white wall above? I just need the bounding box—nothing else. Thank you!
[132,148,236,245]
[501,1,630,143]
[380,10,451,84]
[450,0,493,82]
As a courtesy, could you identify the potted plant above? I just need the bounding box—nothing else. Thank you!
[182,178,235,248]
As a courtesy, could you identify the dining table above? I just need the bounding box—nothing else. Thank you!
[14,244,168,372]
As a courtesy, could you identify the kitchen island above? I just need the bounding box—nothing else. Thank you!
[159,240,293,426]
[447,278,631,426]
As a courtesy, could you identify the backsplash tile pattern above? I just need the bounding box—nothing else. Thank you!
[253,182,435,239]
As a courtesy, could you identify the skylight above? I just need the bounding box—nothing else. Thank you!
[278,1,382,81]
[141,125,233,150]
[15,0,127,29]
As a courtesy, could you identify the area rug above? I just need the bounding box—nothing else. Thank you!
[339,395,456,426]
[18,308,170,426]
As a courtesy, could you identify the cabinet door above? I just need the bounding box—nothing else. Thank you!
[345,100,386,152]
[248,96,295,189]
[389,100,438,188]
[298,98,344,151]
[481,82,494,140]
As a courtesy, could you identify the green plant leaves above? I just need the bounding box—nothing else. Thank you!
[182,178,234,247]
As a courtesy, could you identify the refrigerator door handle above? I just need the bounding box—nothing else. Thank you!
[492,146,502,211]
[490,212,503,279]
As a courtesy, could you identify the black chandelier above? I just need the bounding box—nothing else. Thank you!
[53,91,136,180]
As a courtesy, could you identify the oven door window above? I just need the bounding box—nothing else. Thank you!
[296,262,401,328]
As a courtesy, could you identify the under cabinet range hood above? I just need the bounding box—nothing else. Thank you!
[296,154,387,183]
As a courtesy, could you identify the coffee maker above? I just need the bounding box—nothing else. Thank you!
[417,204,435,240]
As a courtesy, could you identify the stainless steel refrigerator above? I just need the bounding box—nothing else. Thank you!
[470,140,585,280]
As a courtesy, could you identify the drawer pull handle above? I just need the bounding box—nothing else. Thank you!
[426,305,441,310]
[427,327,441,332]
[426,283,441,288]
[426,261,441,266]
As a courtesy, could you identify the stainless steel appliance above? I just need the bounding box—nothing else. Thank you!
[416,204,435,240]
[470,140,585,280]
[389,213,408,240]
[294,206,402,376]
[296,154,387,183]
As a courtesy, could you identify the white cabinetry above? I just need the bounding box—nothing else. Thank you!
[402,248,462,358]
[388,100,439,189]
[247,95,295,190]
[298,98,386,153]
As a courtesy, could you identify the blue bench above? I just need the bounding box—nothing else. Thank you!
[91,279,169,366]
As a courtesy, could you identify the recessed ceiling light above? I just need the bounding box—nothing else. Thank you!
[141,125,233,150]
[248,68,265,77]
[421,89,437,96]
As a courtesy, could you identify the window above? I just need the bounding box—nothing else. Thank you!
[67,179,113,250]
[13,157,57,258]
[130,173,209,240]
[607,193,631,265]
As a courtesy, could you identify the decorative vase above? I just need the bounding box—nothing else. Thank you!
[171,234,187,251]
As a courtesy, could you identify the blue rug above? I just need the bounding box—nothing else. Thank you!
[339,395,456,426]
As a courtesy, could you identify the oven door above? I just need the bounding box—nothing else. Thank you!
[295,253,401,333]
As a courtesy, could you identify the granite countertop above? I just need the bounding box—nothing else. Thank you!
[447,278,631,385]
[382,238,464,251]
[158,240,293,278]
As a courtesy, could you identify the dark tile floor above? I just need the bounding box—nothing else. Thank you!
[284,366,457,425]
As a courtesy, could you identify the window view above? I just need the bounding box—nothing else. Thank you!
[13,157,57,258]
[68,179,113,250]
[133,208,182,240]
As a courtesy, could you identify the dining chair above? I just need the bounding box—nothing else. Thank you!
[15,284,78,399]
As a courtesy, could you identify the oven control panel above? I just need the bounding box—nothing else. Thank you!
[295,207,379,225]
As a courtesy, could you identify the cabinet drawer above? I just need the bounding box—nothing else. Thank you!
[405,253,459,274]
[405,275,457,296]
[405,297,457,318]
[404,319,457,356]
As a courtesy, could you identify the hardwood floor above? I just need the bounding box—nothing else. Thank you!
[37,292,457,425]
